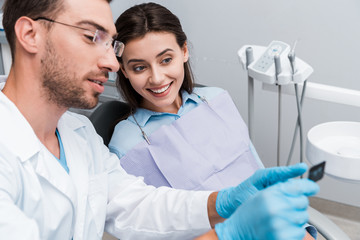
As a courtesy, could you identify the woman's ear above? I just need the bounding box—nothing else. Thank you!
[182,41,189,63]
[14,16,41,54]
[120,63,129,78]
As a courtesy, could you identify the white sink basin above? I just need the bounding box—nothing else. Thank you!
[306,121,360,181]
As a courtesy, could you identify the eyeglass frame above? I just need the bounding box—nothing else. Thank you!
[33,17,124,57]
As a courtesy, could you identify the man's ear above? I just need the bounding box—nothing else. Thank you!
[14,16,42,54]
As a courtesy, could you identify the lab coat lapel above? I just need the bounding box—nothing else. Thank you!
[61,126,89,205]
[32,116,83,210]
[34,150,78,205]
[57,113,89,238]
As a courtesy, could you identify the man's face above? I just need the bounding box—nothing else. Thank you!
[39,0,119,109]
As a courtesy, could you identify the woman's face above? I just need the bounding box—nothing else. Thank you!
[120,32,188,113]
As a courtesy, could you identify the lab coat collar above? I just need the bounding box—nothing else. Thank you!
[0,87,42,162]
[0,85,86,162]
[0,75,6,83]
[0,84,89,211]
[131,90,201,127]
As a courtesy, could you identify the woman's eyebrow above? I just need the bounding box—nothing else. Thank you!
[156,48,174,58]
[127,48,175,64]
[127,59,145,64]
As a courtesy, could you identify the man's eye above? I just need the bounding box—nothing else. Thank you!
[84,35,94,42]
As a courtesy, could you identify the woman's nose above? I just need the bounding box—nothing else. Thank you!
[149,66,165,84]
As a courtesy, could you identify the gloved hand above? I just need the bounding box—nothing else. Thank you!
[216,163,307,218]
[215,179,319,240]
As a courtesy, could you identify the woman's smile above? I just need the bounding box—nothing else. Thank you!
[147,82,173,94]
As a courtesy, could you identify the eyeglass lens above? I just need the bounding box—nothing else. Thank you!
[93,30,124,57]
[113,41,124,57]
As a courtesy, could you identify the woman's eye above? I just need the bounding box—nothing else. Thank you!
[161,58,172,64]
[133,66,146,72]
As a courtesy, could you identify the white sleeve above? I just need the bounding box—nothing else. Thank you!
[103,152,212,239]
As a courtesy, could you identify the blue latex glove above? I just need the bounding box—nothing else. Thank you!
[215,179,319,240]
[216,163,307,218]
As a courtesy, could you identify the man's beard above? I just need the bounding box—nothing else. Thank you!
[40,40,100,109]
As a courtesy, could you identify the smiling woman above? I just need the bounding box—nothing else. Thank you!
[109,1,285,206]
[109,2,264,191]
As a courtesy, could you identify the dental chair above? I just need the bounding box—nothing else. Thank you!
[89,100,131,146]
[89,99,351,240]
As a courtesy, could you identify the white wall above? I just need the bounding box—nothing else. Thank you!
[110,0,360,207]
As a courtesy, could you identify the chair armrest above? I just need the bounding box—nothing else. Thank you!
[308,206,351,240]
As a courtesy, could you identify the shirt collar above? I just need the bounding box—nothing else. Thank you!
[131,89,203,127]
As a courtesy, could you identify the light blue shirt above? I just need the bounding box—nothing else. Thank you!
[109,87,261,163]
[55,128,69,174]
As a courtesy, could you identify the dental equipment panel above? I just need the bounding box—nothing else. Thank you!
[238,40,314,167]
[238,40,313,85]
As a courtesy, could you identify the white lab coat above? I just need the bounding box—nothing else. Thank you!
[0,83,212,240]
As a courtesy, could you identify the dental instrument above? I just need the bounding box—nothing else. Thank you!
[274,54,282,167]
[132,111,151,145]
[246,47,255,139]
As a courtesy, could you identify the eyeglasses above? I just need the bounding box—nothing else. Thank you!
[33,17,124,57]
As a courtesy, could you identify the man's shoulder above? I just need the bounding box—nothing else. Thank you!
[59,111,97,136]
[60,111,108,155]
[61,111,91,126]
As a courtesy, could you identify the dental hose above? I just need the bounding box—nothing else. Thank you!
[286,80,307,166]
[274,54,282,167]
[295,83,303,164]
[277,84,282,167]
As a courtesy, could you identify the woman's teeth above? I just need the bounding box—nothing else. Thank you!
[150,84,170,94]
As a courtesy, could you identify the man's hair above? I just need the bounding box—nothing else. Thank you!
[2,0,112,60]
